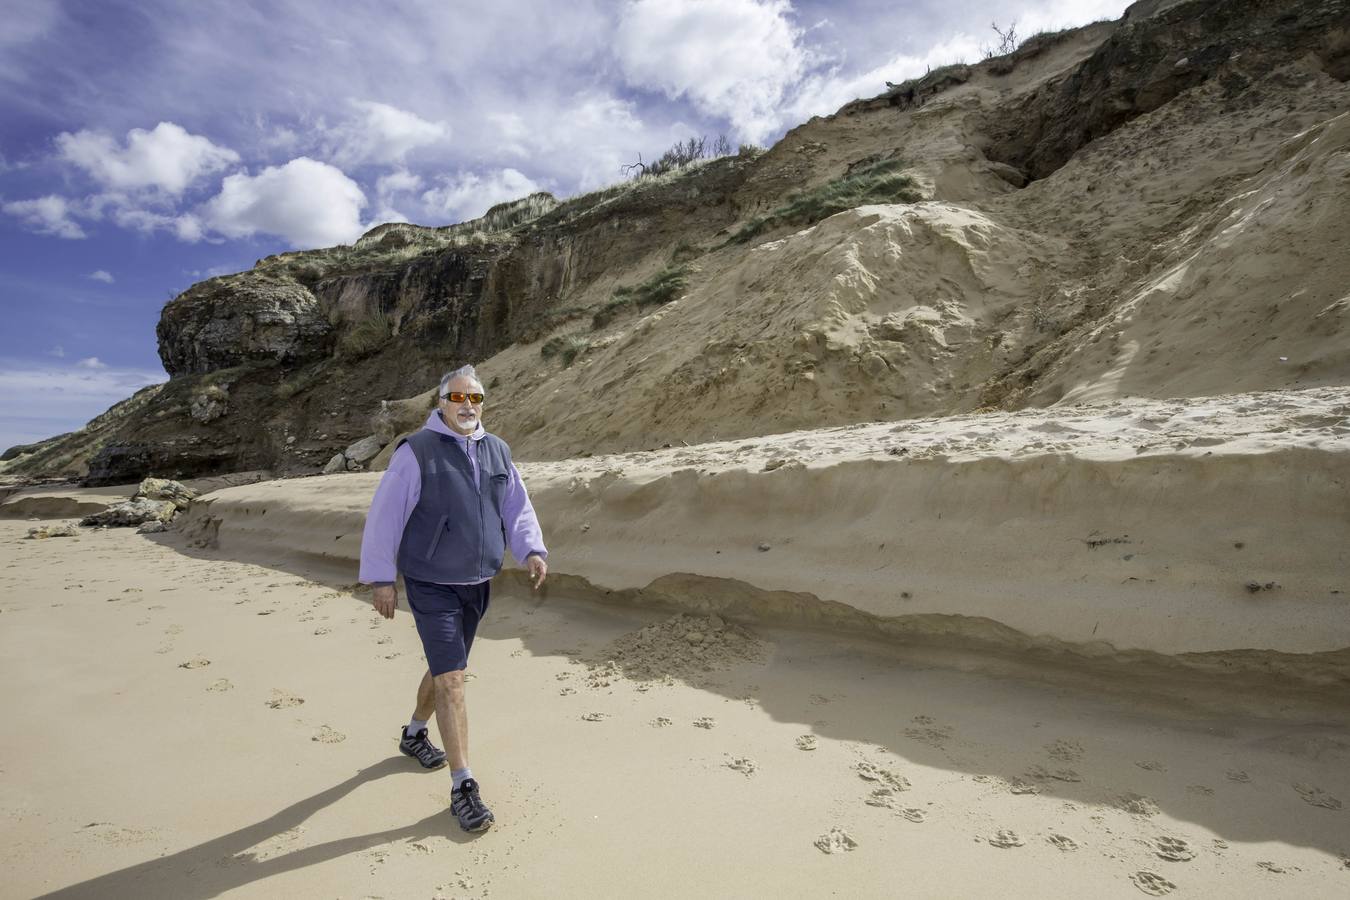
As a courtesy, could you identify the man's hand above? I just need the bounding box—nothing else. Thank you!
[373,584,397,619]
[527,554,548,591]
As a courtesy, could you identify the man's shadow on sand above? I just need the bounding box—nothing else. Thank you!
[38,756,476,900]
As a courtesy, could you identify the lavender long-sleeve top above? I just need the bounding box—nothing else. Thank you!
[358,411,547,585]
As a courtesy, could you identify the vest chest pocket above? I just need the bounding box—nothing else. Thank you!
[488,471,509,504]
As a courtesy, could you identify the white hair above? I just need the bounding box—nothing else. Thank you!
[439,365,482,397]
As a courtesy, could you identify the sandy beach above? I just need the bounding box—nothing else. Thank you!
[3,389,1348,899]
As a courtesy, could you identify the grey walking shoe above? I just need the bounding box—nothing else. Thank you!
[451,778,494,832]
[398,727,447,769]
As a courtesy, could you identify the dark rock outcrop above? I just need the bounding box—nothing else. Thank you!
[157,278,331,375]
[983,0,1350,181]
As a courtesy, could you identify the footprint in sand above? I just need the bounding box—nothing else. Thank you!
[1225,769,1251,783]
[650,717,672,727]
[693,717,716,729]
[164,624,183,635]
[854,761,910,792]
[1118,794,1161,817]
[581,712,608,722]
[1136,760,1167,772]
[1256,861,1293,874]
[1008,779,1041,795]
[265,690,304,709]
[1046,739,1084,762]
[1293,783,1342,810]
[1186,784,1215,797]
[897,808,926,823]
[1047,833,1078,851]
[1026,764,1082,783]
[313,627,331,635]
[1154,836,1195,862]
[312,725,346,743]
[1130,870,1177,895]
[814,827,858,854]
[178,656,211,669]
[207,679,233,692]
[988,830,1024,849]
[865,788,896,808]
[795,735,817,751]
[559,687,576,696]
[726,756,757,776]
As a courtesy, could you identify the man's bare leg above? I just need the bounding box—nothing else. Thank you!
[413,670,435,723]
[433,669,469,771]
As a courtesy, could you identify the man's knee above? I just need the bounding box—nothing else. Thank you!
[433,669,466,701]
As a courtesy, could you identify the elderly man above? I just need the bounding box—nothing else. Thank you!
[359,364,548,833]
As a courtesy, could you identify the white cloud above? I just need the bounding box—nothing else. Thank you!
[326,100,449,168]
[370,169,424,225]
[76,356,107,369]
[421,168,542,224]
[56,121,239,196]
[48,345,65,358]
[616,0,808,143]
[785,33,983,122]
[201,156,368,248]
[0,360,167,454]
[1,194,86,238]
[88,269,114,283]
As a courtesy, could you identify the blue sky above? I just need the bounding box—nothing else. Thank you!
[0,0,1128,453]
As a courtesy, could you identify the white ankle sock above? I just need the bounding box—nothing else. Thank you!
[452,767,472,790]
[406,717,429,737]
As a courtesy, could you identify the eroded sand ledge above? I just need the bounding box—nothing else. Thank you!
[173,388,1350,675]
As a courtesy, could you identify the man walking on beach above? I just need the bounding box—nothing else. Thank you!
[359,364,548,833]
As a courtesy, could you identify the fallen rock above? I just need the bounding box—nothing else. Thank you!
[344,435,384,465]
[322,453,347,475]
[26,522,80,539]
[81,498,177,528]
[137,520,170,534]
[134,477,198,510]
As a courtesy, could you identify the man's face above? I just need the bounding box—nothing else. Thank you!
[439,376,485,435]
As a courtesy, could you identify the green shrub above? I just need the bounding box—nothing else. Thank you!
[540,333,591,367]
[591,264,689,329]
[730,159,921,244]
[337,313,394,359]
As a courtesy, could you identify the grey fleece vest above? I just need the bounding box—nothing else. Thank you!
[396,427,513,583]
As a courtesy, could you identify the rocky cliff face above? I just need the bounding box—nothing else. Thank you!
[5,0,1347,484]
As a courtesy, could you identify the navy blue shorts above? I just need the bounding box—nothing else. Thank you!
[403,577,491,676]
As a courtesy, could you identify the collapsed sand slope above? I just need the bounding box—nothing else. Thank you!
[483,203,1066,460]
[180,387,1350,666]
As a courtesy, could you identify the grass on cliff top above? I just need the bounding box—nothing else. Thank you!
[730,158,922,244]
[591,264,689,330]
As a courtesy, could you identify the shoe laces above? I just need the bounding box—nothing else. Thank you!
[457,780,487,815]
